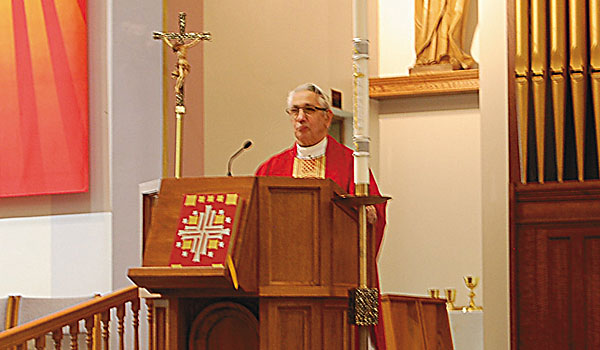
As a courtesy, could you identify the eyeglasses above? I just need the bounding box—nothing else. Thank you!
[285,105,327,117]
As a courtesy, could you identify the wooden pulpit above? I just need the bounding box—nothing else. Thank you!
[128,176,378,350]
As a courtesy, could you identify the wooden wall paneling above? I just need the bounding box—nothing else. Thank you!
[258,178,328,294]
[331,201,359,289]
[584,235,600,349]
[380,295,452,350]
[262,298,318,350]
[515,226,538,349]
[514,182,600,224]
[561,228,597,350]
[260,298,351,350]
[233,183,259,293]
[535,227,549,350]
[569,231,585,350]
[509,183,519,350]
[513,182,600,349]
[166,297,181,350]
[266,187,319,285]
[546,230,570,350]
[319,182,334,290]
[515,224,600,349]
[330,189,378,290]
[259,299,268,350]
[381,296,426,349]
[322,299,354,350]
[258,300,266,350]
[517,199,600,224]
[142,191,159,256]
[277,305,314,349]
[153,300,167,350]
[420,302,454,349]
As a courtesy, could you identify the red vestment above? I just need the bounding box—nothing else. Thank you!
[255,135,387,349]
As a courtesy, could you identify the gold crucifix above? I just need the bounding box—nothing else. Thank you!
[153,12,211,178]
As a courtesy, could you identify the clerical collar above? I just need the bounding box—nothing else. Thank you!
[296,137,327,159]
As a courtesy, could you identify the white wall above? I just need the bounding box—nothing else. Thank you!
[376,0,510,347]
[0,213,112,297]
[378,0,415,76]
[202,0,378,176]
[377,94,482,305]
[479,0,510,348]
[109,0,163,289]
[376,0,483,306]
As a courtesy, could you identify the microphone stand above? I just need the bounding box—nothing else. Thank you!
[227,141,252,176]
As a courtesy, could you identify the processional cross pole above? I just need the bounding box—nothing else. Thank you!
[153,12,211,178]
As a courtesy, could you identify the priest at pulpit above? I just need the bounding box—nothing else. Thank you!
[255,82,387,349]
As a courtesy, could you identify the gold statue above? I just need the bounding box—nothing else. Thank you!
[160,35,205,95]
[414,0,477,71]
[153,12,211,105]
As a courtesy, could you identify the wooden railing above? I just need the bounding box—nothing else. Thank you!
[0,286,141,350]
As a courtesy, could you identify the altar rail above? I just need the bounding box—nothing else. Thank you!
[0,286,141,350]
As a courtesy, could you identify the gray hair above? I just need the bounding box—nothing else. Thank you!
[287,83,331,110]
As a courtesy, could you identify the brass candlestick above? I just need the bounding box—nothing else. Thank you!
[462,276,483,311]
[428,288,440,299]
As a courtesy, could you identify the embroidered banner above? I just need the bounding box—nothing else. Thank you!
[0,0,88,197]
[169,193,241,268]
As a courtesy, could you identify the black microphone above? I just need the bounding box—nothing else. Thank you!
[227,140,253,176]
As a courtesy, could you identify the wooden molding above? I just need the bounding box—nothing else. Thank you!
[514,180,600,224]
[515,180,600,202]
[369,69,479,99]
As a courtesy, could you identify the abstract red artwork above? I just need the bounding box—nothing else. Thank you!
[0,0,88,197]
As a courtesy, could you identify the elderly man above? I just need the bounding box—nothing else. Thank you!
[255,83,387,349]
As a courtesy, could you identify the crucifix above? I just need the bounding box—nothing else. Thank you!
[153,12,211,178]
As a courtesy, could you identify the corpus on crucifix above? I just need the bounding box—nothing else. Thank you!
[153,12,211,178]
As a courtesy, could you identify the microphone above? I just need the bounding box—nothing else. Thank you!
[227,140,253,176]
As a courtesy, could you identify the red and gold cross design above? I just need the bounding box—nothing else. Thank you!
[169,193,240,267]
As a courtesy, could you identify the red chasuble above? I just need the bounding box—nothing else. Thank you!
[256,135,387,349]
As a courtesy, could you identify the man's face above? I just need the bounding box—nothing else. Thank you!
[289,90,332,147]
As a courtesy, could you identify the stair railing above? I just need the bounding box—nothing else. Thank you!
[0,285,140,350]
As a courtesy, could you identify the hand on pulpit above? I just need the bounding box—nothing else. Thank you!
[366,205,377,224]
